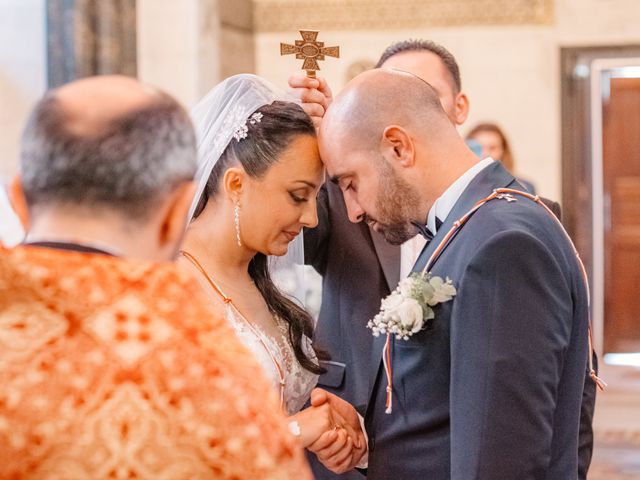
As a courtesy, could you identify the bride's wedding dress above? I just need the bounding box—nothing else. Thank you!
[181,250,318,415]
[226,307,318,415]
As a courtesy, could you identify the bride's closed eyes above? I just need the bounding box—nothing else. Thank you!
[289,191,308,203]
[288,178,322,204]
[289,185,319,204]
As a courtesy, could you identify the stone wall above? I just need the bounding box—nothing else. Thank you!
[137,0,255,108]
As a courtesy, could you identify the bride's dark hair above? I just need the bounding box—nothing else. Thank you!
[192,101,325,375]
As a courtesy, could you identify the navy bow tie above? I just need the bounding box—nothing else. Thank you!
[412,217,443,241]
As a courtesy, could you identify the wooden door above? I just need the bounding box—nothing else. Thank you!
[602,76,640,353]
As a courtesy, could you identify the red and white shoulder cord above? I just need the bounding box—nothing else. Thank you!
[382,188,606,414]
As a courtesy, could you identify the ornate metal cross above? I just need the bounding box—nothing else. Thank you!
[280,30,340,78]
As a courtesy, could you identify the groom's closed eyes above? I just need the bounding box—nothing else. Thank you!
[330,174,357,193]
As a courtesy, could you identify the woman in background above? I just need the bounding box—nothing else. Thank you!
[466,122,536,194]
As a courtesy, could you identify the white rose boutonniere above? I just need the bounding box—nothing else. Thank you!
[368,273,456,340]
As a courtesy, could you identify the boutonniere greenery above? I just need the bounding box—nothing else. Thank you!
[368,273,457,340]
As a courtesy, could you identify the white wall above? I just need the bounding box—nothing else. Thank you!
[0,0,46,181]
[255,0,640,202]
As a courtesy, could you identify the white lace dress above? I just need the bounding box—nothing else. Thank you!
[179,251,318,416]
[225,307,319,415]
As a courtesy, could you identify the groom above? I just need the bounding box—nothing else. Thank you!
[316,68,591,479]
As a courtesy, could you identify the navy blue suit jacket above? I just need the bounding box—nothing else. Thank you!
[364,162,590,479]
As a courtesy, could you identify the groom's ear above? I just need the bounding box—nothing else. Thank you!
[222,167,246,202]
[381,125,415,168]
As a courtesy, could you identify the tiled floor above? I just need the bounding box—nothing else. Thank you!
[590,439,640,479]
[589,365,640,479]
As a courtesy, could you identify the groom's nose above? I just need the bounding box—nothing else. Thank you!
[344,193,365,224]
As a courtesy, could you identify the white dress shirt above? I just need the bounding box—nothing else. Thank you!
[399,157,494,279]
[426,157,494,236]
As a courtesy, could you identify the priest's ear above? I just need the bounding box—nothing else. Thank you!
[380,125,416,168]
[8,176,30,231]
[453,91,470,126]
[156,180,197,254]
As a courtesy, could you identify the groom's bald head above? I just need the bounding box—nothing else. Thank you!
[318,68,476,242]
[320,68,452,157]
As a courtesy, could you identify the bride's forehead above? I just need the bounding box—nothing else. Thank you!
[275,135,320,162]
[263,138,323,181]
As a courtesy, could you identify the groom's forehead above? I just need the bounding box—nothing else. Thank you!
[327,150,372,182]
[324,150,350,181]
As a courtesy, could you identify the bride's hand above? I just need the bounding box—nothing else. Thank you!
[289,402,356,448]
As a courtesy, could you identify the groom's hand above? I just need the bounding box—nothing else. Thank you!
[310,389,364,448]
[308,388,367,473]
[288,74,333,129]
[308,428,356,473]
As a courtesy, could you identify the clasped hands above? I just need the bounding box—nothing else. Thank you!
[291,388,367,474]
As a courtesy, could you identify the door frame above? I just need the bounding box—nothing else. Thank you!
[561,45,640,357]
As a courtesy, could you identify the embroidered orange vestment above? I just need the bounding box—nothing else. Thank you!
[0,245,311,479]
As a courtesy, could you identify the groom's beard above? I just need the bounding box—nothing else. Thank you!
[367,164,420,245]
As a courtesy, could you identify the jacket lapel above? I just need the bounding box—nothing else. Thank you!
[369,226,401,292]
[413,161,517,274]
[366,162,519,411]
[362,224,400,408]
[365,332,387,417]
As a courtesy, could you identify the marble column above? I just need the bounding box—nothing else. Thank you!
[47,0,137,88]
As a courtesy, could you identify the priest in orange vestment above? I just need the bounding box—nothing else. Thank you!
[0,75,311,480]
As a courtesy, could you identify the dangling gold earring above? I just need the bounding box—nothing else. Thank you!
[234,202,242,247]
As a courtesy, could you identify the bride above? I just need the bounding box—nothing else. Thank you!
[180,74,362,466]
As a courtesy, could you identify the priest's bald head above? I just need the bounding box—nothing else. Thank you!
[319,68,478,245]
[11,75,197,261]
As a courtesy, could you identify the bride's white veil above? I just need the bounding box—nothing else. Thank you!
[189,74,308,307]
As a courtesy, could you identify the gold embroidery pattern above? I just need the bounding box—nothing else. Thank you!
[0,246,311,480]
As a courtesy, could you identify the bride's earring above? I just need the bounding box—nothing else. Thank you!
[234,202,242,247]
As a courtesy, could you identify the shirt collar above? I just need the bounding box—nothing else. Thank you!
[24,234,123,257]
[426,157,495,235]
